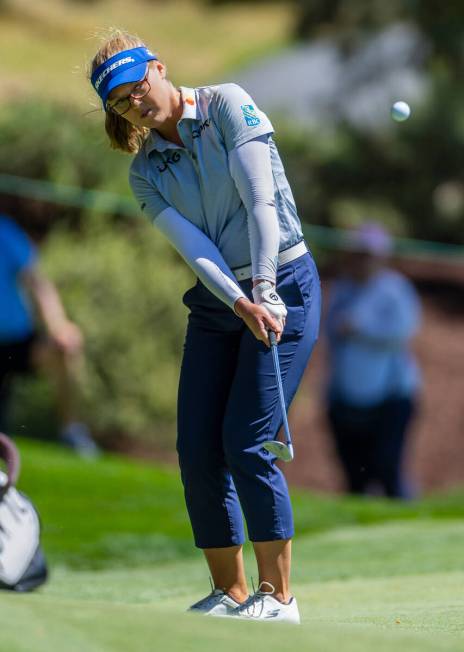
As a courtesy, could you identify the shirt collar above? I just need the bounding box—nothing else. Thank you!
[145,87,199,154]
[178,87,199,120]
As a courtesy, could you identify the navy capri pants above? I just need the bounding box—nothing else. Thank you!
[177,251,321,548]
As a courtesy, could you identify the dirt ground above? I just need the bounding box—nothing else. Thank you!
[286,260,464,495]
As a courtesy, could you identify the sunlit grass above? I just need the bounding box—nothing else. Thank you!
[1,0,292,110]
[15,437,464,569]
[2,437,463,651]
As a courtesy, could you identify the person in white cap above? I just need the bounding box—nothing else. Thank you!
[88,29,321,622]
[325,223,422,498]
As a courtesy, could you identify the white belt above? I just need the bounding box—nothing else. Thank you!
[232,241,308,281]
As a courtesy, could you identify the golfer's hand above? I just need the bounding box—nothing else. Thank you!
[234,298,282,346]
[252,281,287,331]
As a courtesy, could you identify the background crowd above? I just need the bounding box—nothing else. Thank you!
[1,0,463,498]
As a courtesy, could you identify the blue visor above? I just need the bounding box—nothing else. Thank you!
[91,46,158,108]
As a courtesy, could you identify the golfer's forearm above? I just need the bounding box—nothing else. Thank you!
[229,136,279,284]
[192,256,247,309]
[154,207,246,310]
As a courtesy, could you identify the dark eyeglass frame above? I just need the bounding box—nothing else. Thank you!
[106,68,151,116]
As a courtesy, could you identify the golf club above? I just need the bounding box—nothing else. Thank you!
[262,331,294,462]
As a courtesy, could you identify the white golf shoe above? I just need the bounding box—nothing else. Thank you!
[188,589,243,617]
[233,582,300,624]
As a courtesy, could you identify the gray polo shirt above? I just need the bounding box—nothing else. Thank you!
[129,83,303,270]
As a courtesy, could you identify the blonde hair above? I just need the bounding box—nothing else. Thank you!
[89,29,155,154]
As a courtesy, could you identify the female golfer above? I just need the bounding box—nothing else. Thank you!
[89,30,321,623]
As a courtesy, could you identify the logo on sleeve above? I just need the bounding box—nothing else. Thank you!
[241,104,261,127]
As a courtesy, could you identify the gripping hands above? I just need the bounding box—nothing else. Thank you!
[252,281,287,329]
[234,281,287,346]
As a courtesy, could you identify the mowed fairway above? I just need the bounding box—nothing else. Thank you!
[1,439,464,652]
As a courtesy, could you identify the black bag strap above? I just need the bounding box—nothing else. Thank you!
[0,433,20,495]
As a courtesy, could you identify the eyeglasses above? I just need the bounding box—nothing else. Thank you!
[106,70,151,116]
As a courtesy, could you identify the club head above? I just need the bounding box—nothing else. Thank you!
[262,441,294,462]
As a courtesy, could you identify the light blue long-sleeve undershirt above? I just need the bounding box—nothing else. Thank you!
[228,135,280,283]
[154,207,246,310]
[152,136,280,310]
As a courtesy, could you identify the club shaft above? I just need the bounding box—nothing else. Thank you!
[269,333,292,447]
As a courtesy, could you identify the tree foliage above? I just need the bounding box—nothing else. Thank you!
[2,0,464,448]
[0,101,193,445]
[294,0,464,73]
[276,75,464,244]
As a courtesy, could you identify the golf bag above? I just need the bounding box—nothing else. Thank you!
[0,433,48,592]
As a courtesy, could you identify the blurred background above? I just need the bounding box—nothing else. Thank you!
[1,0,463,496]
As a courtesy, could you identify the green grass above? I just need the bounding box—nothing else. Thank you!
[17,438,464,569]
[1,438,463,651]
[1,0,292,110]
[2,568,464,652]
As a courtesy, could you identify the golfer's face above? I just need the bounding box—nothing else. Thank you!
[108,62,174,128]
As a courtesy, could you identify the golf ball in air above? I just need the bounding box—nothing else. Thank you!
[391,101,411,122]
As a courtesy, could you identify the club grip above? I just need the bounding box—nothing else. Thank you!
[268,330,277,346]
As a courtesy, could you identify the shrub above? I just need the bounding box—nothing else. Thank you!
[1,99,193,447]
[10,218,193,447]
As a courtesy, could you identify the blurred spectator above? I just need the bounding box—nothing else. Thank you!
[324,223,421,499]
[0,214,98,457]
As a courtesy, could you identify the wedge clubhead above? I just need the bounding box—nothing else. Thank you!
[262,440,294,462]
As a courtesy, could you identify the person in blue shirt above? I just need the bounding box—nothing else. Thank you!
[0,214,98,457]
[88,29,321,622]
[325,223,421,499]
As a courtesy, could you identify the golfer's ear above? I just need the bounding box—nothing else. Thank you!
[155,61,167,79]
